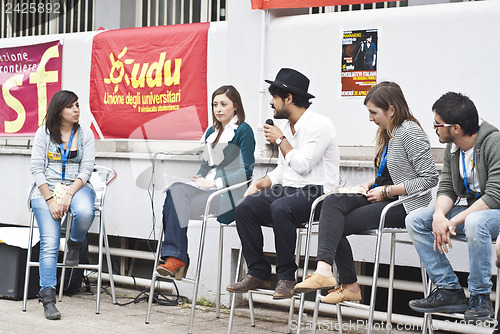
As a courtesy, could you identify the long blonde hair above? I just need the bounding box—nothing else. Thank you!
[364,82,422,162]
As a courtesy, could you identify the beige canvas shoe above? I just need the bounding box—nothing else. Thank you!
[322,284,362,304]
[294,272,337,293]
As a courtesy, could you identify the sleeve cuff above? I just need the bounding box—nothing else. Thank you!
[215,178,224,190]
[267,173,277,187]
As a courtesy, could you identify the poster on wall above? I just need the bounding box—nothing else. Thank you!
[341,29,377,97]
[90,23,209,140]
[251,0,387,9]
[0,40,63,136]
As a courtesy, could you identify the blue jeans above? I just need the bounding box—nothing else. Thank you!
[31,185,95,290]
[161,183,217,266]
[406,205,500,295]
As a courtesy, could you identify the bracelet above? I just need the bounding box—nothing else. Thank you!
[383,185,396,200]
[45,196,53,202]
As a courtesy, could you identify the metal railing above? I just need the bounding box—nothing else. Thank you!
[0,0,483,38]
[309,0,481,14]
[0,0,95,38]
[140,0,226,26]
[0,0,224,38]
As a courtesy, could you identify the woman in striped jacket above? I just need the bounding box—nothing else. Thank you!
[294,81,439,303]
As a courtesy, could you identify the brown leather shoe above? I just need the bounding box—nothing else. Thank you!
[226,275,271,293]
[273,280,296,299]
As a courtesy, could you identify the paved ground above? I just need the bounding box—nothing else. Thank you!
[0,285,432,334]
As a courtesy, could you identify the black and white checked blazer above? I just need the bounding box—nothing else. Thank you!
[386,120,439,213]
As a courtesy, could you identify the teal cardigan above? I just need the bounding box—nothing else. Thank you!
[197,122,255,224]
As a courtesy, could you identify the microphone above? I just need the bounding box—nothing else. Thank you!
[264,119,276,175]
[264,119,276,158]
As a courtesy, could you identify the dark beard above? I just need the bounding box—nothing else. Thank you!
[274,107,291,120]
[437,128,453,143]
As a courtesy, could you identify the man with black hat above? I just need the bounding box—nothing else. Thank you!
[226,68,340,299]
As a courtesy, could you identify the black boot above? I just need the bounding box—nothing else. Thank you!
[65,239,83,266]
[39,288,61,320]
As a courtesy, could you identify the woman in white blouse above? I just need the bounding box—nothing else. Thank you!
[156,85,255,279]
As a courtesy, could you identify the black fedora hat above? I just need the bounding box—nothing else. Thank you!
[265,68,315,99]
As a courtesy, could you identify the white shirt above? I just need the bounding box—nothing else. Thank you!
[459,147,480,193]
[202,116,239,189]
[267,109,340,193]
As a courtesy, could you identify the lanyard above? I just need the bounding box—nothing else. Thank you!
[60,125,76,180]
[371,145,387,189]
[461,149,480,198]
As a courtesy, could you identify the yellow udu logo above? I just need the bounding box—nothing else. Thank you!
[104,47,182,92]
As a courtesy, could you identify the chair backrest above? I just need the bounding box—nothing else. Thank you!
[27,184,36,211]
[89,166,117,211]
[27,166,116,212]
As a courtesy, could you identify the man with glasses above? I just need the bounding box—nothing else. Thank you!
[406,92,500,322]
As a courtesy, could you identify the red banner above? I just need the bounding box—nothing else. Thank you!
[90,23,209,140]
[0,41,62,136]
[252,0,387,9]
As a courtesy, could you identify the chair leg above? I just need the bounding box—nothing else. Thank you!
[295,229,305,334]
[287,295,296,334]
[386,233,397,326]
[332,264,344,334]
[216,224,224,319]
[228,247,243,334]
[367,230,384,334]
[188,216,210,334]
[145,228,163,324]
[297,293,306,334]
[337,301,344,334]
[96,215,106,314]
[102,223,116,304]
[22,212,36,312]
[420,262,434,334]
[496,267,500,317]
[249,291,256,327]
[59,213,72,302]
[297,223,314,334]
[312,290,321,334]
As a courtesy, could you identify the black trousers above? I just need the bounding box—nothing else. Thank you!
[316,193,406,285]
[235,184,323,281]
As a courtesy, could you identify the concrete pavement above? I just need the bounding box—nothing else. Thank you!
[0,285,427,334]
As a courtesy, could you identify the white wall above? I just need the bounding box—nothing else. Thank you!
[261,1,500,148]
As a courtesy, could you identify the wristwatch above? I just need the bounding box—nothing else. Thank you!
[275,136,286,146]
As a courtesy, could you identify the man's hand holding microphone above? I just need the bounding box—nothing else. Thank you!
[243,119,282,197]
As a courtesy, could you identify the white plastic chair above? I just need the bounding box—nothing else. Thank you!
[22,166,117,314]
[144,178,251,333]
